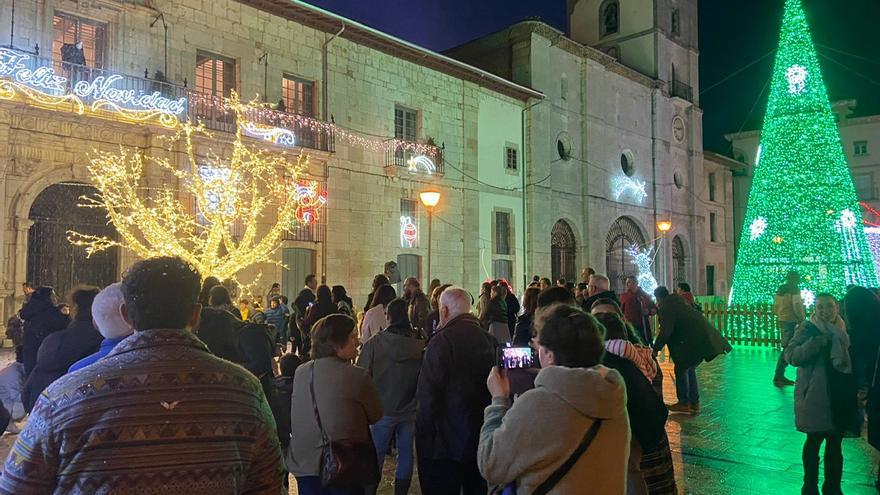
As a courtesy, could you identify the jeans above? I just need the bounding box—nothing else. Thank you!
[371,415,415,480]
[417,458,486,495]
[674,364,699,405]
[802,433,843,494]
[295,476,365,495]
[774,321,798,379]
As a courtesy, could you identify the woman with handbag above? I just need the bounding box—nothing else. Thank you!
[479,303,630,494]
[286,314,383,495]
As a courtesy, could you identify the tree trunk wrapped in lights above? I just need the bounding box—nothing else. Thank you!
[68,92,317,281]
[728,0,877,339]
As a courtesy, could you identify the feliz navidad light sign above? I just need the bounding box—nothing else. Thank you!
[0,47,187,126]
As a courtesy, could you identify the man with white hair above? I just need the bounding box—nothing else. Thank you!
[68,283,134,372]
[582,274,620,312]
[416,287,496,495]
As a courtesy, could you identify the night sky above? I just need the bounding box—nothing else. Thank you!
[305,0,880,153]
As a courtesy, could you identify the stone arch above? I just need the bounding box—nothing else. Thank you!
[551,219,578,283]
[27,182,120,299]
[605,216,647,293]
[672,234,687,288]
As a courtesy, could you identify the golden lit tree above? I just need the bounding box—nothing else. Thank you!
[69,92,313,280]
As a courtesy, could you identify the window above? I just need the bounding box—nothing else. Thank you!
[708,172,717,202]
[855,141,868,156]
[495,211,511,255]
[195,52,236,98]
[400,198,419,248]
[52,13,106,69]
[671,9,681,37]
[281,76,315,117]
[505,146,518,172]
[621,150,636,176]
[394,106,418,142]
[709,212,718,242]
[853,173,875,200]
[493,259,513,283]
[600,0,620,37]
[706,265,715,296]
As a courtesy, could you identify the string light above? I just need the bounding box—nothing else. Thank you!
[400,216,418,247]
[67,91,312,281]
[406,155,436,174]
[611,175,648,202]
[728,0,878,338]
[626,244,658,296]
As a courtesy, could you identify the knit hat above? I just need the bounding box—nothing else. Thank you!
[92,283,133,339]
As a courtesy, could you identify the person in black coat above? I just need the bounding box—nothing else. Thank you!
[21,286,102,413]
[20,287,70,379]
[416,287,495,495]
[502,281,520,340]
[513,287,541,346]
[195,305,244,362]
[843,286,880,392]
[236,322,277,405]
[582,274,620,313]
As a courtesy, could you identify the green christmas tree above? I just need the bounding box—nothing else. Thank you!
[728,0,877,336]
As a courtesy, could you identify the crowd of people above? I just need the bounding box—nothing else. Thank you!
[0,260,876,494]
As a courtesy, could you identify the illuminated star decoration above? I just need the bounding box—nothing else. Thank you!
[626,244,658,296]
[749,217,768,241]
[68,91,310,281]
[400,216,418,247]
[786,64,808,95]
[291,181,327,224]
[800,288,816,307]
[612,175,648,203]
[406,155,436,174]
[241,121,296,148]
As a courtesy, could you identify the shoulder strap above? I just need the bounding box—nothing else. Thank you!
[872,344,880,389]
[532,419,603,495]
[309,363,331,446]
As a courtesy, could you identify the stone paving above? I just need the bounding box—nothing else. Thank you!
[0,347,877,494]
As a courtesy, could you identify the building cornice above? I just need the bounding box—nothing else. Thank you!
[705,151,747,172]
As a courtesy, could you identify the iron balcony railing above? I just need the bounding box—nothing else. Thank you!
[385,143,444,176]
[670,79,694,103]
[0,47,334,152]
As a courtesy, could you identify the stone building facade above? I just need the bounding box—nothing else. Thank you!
[0,0,540,314]
[449,0,729,294]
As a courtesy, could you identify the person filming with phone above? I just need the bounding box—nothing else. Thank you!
[478,303,630,494]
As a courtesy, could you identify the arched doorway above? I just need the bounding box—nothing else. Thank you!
[27,183,119,300]
[672,235,687,288]
[605,216,647,293]
[551,220,576,283]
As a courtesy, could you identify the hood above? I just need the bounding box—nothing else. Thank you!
[20,298,64,321]
[534,365,626,420]
[378,330,423,363]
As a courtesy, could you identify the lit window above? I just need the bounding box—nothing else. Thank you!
[195,52,236,97]
[395,106,418,142]
[281,76,315,117]
[52,13,106,69]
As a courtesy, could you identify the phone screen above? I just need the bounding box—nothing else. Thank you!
[501,347,536,369]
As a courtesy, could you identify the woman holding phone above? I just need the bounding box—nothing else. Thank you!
[478,303,629,494]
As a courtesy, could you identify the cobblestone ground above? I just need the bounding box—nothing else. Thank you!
[0,347,877,494]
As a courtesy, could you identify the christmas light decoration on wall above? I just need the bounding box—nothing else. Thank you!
[241,121,296,148]
[68,91,309,280]
[291,180,327,224]
[611,175,648,203]
[626,245,658,296]
[400,216,418,247]
[728,0,877,339]
[865,227,880,276]
[406,155,436,175]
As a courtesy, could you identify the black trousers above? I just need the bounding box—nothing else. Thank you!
[802,433,843,494]
[417,458,486,495]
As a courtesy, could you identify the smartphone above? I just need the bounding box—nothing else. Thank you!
[577,282,588,291]
[500,346,536,369]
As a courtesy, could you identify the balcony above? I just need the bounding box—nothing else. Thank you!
[0,46,334,152]
[670,79,694,103]
[385,143,444,176]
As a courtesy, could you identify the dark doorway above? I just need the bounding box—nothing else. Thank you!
[27,183,119,300]
[605,216,647,293]
[551,220,577,283]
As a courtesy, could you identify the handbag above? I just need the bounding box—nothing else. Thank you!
[492,418,603,495]
[309,364,380,489]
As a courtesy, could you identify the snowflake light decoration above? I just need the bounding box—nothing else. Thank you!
[786,64,808,94]
[749,217,768,241]
[800,288,815,308]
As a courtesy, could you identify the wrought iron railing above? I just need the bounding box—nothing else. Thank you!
[385,143,444,175]
[670,79,694,103]
[0,46,334,152]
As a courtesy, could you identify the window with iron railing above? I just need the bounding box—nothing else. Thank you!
[52,13,106,70]
[495,211,511,255]
[195,52,236,129]
[281,76,315,117]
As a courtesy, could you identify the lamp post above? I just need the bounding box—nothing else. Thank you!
[657,220,672,287]
[420,190,441,284]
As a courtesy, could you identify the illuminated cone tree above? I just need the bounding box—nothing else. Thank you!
[68,92,320,281]
[728,0,877,337]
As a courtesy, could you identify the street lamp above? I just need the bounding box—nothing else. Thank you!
[657,220,672,287]
[420,190,442,284]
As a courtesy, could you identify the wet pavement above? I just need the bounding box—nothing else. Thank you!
[0,346,877,494]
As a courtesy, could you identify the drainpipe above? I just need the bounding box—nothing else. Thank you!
[320,22,344,284]
[521,97,543,291]
[651,84,659,256]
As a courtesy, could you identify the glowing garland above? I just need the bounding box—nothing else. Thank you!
[406,155,436,175]
[241,121,297,148]
[611,175,648,203]
[68,92,311,280]
[728,0,878,341]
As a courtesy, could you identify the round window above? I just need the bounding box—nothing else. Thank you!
[673,170,684,189]
[556,132,572,161]
[620,150,635,176]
